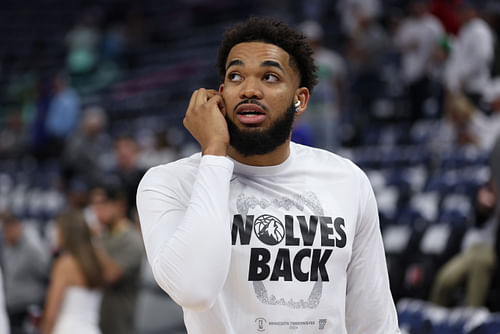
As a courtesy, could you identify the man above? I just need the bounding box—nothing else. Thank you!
[298,20,347,151]
[1,213,49,334]
[63,105,112,187]
[112,135,146,220]
[92,186,144,334]
[394,0,444,121]
[44,72,81,155]
[443,0,494,106]
[430,180,497,307]
[137,17,400,333]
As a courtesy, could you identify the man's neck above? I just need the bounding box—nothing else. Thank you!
[227,140,291,166]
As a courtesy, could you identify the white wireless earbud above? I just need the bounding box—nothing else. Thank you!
[294,100,300,113]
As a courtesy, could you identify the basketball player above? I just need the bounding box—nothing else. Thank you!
[137,17,400,333]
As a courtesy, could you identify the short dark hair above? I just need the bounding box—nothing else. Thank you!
[216,17,318,92]
[101,184,127,202]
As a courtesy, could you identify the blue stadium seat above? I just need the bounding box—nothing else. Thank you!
[468,315,500,334]
[397,299,495,334]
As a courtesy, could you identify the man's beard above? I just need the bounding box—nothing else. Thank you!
[225,100,295,157]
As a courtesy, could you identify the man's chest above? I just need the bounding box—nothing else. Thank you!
[227,177,358,283]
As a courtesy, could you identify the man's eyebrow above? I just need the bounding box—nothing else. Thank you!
[226,59,243,71]
[261,60,283,72]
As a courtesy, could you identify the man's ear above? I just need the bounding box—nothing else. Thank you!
[219,84,224,94]
[294,87,310,116]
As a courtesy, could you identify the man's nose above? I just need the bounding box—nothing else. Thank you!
[239,78,263,99]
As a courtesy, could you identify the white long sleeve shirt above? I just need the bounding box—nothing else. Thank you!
[394,14,444,84]
[137,142,400,333]
[444,18,494,95]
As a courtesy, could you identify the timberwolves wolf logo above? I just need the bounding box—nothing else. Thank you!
[254,214,285,245]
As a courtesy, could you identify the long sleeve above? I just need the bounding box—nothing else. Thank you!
[136,155,234,311]
[345,172,400,333]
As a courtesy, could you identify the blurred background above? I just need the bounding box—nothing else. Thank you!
[1,0,500,333]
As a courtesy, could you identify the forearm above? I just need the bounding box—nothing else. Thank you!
[137,155,233,311]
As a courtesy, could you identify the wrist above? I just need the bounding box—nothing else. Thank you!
[202,142,228,156]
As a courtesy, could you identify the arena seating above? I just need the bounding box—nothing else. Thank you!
[1,1,500,332]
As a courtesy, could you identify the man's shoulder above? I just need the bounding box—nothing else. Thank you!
[148,152,202,174]
[139,152,202,188]
[293,143,370,185]
[293,143,363,171]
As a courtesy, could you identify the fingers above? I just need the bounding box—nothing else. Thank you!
[187,90,199,112]
[183,88,229,156]
[189,89,219,108]
[210,94,226,116]
[188,88,224,115]
[197,89,219,104]
[206,89,218,99]
[195,88,208,106]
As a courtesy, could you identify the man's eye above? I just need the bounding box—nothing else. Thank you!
[263,73,279,82]
[228,73,242,81]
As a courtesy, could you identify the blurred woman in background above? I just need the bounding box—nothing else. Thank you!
[40,209,118,334]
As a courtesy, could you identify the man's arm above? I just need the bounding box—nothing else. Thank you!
[137,156,233,311]
[345,171,400,333]
[137,88,233,311]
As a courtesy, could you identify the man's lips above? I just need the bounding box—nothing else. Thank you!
[235,103,266,125]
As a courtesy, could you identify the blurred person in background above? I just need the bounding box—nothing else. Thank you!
[92,185,143,334]
[344,0,388,142]
[431,133,500,308]
[65,10,101,76]
[111,135,146,221]
[44,72,81,157]
[63,105,112,187]
[29,75,59,162]
[337,0,381,39]
[443,86,500,152]
[137,129,179,170]
[443,0,494,107]
[298,20,347,151]
[344,0,387,73]
[1,212,49,334]
[430,179,497,307]
[0,267,10,334]
[394,0,445,121]
[40,210,119,334]
[0,110,29,159]
[64,177,91,211]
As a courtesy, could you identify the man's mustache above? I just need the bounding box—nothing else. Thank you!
[233,99,268,113]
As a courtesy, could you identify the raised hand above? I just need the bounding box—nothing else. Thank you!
[183,88,229,156]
